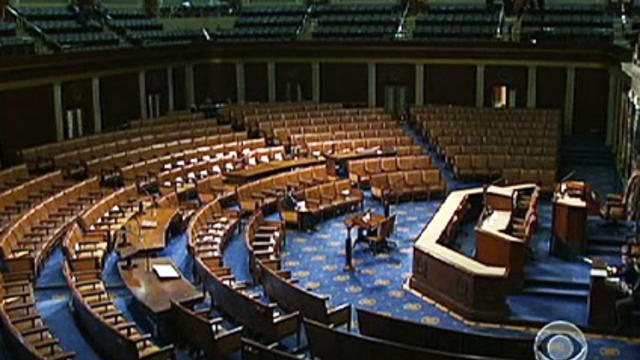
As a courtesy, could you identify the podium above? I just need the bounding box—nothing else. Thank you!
[588,261,619,328]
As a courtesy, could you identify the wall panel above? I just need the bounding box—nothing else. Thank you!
[536,67,566,110]
[100,72,139,131]
[145,68,169,116]
[0,85,56,165]
[275,62,312,101]
[245,62,268,102]
[425,65,475,106]
[484,66,527,108]
[194,63,237,105]
[62,79,94,136]
[173,67,186,110]
[574,68,608,141]
[375,64,415,108]
[320,63,367,104]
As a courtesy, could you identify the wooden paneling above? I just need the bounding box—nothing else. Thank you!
[194,63,237,105]
[172,67,186,110]
[375,64,415,107]
[320,63,368,105]
[145,68,168,115]
[574,68,609,141]
[425,65,475,106]
[100,72,140,131]
[62,79,94,136]
[245,62,268,102]
[275,62,312,101]
[0,85,56,165]
[485,66,527,108]
[536,67,566,110]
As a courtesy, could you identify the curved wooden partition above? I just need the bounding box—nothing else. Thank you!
[356,308,534,360]
[258,259,351,328]
[411,187,509,321]
[304,318,528,360]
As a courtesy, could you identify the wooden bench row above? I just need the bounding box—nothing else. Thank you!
[1,177,107,275]
[0,274,75,360]
[237,165,335,212]
[62,262,175,360]
[243,105,387,133]
[453,155,556,181]
[291,129,406,150]
[128,110,205,128]
[63,185,141,269]
[371,169,446,202]
[53,125,234,173]
[245,211,285,276]
[0,171,71,234]
[257,258,352,330]
[22,118,222,171]
[296,179,364,221]
[189,200,301,343]
[119,137,262,184]
[348,155,434,186]
[262,113,393,139]
[248,106,383,128]
[83,130,246,177]
[0,164,31,193]
[305,136,415,155]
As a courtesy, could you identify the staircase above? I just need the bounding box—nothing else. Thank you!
[399,15,415,40]
[522,276,590,299]
[297,17,315,41]
[560,140,614,167]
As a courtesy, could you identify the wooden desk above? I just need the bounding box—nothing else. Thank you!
[344,212,385,270]
[413,188,510,321]
[553,194,588,254]
[588,261,619,328]
[118,257,204,337]
[486,183,536,211]
[323,149,396,176]
[119,207,179,255]
[225,157,324,184]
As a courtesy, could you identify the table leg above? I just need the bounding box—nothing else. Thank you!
[345,226,354,271]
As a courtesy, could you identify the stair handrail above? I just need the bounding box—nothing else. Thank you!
[395,1,410,39]
[6,5,62,52]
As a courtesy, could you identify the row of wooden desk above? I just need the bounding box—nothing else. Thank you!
[225,157,325,184]
[116,206,203,338]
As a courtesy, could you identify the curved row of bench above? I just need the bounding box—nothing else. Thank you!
[22,113,209,171]
[272,119,398,146]
[1,176,107,276]
[188,199,301,343]
[0,273,75,360]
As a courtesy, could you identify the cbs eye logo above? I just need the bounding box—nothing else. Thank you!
[534,321,588,360]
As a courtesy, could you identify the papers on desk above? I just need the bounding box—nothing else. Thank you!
[141,220,158,229]
[312,151,321,157]
[274,153,284,161]
[356,147,365,153]
[152,264,181,280]
[248,157,257,166]
[260,155,270,163]
[341,189,351,196]
[295,201,307,211]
